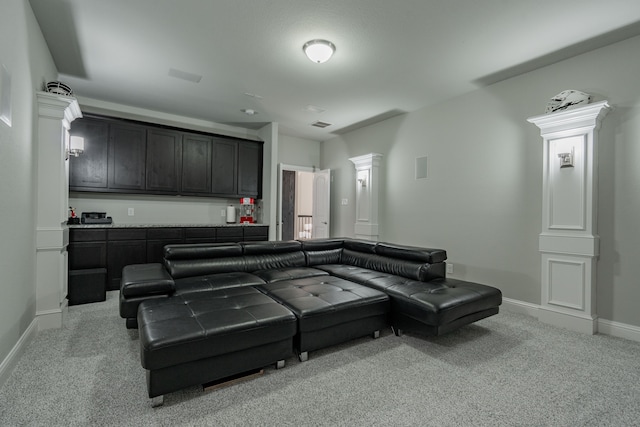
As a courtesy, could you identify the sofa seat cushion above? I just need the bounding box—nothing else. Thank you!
[313,264,395,289]
[257,276,389,333]
[173,272,265,296]
[252,267,329,283]
[138,287,297,371]
[387,278,502,326]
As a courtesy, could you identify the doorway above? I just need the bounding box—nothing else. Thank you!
[278,164,330,241]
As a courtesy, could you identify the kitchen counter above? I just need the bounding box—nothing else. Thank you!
[68,223,265,228]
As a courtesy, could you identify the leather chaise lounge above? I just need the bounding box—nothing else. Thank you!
[120,238,502,406]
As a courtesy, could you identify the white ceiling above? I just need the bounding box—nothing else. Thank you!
[29,0,640,141]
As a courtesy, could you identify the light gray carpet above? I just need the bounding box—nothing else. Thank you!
[1,291,639,426]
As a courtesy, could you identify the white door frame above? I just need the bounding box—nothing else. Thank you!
[277,163,314,241]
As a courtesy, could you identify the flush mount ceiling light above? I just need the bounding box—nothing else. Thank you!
[303,39,335,63]
[241,108,258,115]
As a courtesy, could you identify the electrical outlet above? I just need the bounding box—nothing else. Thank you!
[446,263,454,274]
[341,198,348,205]
[221,209,226,217]
[128,208,134,216]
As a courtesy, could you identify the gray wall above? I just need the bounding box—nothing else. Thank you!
[321,35,640,328]
[0,0,58,365]
[278,134,321,168]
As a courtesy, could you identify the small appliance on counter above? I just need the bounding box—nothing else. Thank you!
[81,212,113,224]
[239,198,255,224]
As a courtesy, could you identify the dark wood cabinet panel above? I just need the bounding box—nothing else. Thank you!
[69,228,107,242]
[146,228,183,240]
[184,227,217,244]
[68,241,107,270]
[146,128,182,193]
[211,138,238,195]
[107,228,147,241]
[108,123,146,191]
[146,228,184,263]
[181,134,212,194]
[69,118,109,189]
[107,240,147,290]
[216,227,243,242]
[243,226,269,241]
[238,142,263,198]
[147,239,183,263]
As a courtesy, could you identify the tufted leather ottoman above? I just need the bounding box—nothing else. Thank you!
[256,275,390,361]
[138,286,297,405]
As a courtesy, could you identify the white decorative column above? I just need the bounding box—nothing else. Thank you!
[349,153,382,241]
[528,101,610,334]
[35,91,82,330]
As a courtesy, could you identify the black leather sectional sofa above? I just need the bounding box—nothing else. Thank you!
[119,238,502,406]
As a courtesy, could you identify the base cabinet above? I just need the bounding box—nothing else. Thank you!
[67,226,269,303]
[68,268,107,305]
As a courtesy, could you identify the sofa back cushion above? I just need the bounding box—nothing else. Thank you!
[301,238,344,266]
[375,242,447,264]
[164,241,307,279]
[164,243,243,260]
[341,249,435,281]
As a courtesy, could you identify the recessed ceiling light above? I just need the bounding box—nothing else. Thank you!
[303,40,336,64]
[241,109,258,115]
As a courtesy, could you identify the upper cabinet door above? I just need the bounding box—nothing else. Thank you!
[211,138,238,196]
[181,133,212,194]
[146,128,182,193]
[238,141,263,198]
[69,118,109,189]
[108,123,147,191]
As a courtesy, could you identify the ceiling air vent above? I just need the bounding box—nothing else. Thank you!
[311,120,332,128]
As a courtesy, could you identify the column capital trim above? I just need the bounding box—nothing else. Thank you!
[527,100,610,135]
[349,152,383,169]
[36,91,82,125]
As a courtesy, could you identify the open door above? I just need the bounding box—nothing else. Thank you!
[312,169,330,239]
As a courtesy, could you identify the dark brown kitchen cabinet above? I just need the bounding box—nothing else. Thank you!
[184,227,217,244]
[216,226,243,242]
[243,225,269,241]
[238,141,262,198]
[108,122,147,191]
[68,229,107,270]
[211,138,238,195]
[67,229,107,305]
[69,118,109,190]
[146,128,182,193]
[106,229,147,290]
[70,115,263,198]
[181,133,212,194]
[146,228,184,263]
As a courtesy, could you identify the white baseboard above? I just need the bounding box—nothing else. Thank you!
[501,297,640,343]
[0,319,38,388]
[597,318,640,343]
[501,297,540,317]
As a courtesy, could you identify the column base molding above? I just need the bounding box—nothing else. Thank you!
[36,298,68,331]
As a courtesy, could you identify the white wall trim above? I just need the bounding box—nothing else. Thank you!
[501,297,640,343]
[501,297,541,317]
[0,319,38,388]
[597,318,640,343]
